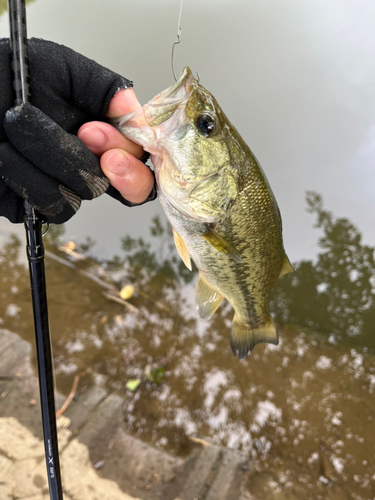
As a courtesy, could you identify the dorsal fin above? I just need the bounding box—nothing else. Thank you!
[279,254,294,278]
[195,273,224,320]
[173,229,192,271]
[200,228,242,263]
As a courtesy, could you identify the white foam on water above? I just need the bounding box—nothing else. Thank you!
[316,355,333,370]
[253,400,282,428]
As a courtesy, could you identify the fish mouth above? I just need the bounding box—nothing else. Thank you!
[144,67,196,127]
[153,67,194,103]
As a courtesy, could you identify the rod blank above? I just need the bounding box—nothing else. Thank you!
[7,1,64,499]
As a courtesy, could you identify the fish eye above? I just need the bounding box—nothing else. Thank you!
[195,113,217,137]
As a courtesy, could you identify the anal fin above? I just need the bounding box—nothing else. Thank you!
[195,273,223,320]
[173,229,192,271]
[279,254,294,278]
[200,228,242,263]
[230,316,278,359]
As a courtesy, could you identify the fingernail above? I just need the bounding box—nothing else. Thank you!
[124,88,141,111]
[105,150,131,175]
[106,88,141,118]
[79,127,106,148]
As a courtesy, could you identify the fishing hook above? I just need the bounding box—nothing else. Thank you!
[171,0,201,84]
[42,222,50,237]
[171,0,184,82]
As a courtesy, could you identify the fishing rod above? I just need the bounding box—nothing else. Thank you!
[7,1,63,499]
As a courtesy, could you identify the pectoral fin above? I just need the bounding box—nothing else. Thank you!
[195,273,224,320]
[279,254,294,278]
[230,316,278,359]
[200,228,242,263]
[173,229,192,271]
[189,172,238,216]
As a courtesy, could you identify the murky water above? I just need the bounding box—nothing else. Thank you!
[1,1,375,498]
[1,196,375,498]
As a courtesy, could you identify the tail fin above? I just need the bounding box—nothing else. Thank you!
[230,316,278,359]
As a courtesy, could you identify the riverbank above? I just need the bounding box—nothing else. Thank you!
[0,328,248,500]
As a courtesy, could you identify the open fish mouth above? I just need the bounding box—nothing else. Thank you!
[144,67,196,127]
[151,67,195,103]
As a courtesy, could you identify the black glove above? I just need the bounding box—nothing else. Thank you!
[0,38,156,224]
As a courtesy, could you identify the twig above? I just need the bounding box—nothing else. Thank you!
[138,290,171,312]
[45,250,117,293]
[56,375,79,418]
[189,436,212,447]
[46,250,169,316]
[103,292,139,314]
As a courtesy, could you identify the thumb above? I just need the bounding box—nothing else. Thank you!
[101,148,155,204]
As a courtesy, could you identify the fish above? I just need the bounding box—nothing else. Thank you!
[113,67,293,359]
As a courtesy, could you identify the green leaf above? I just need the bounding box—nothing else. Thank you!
[126,379,141,391]
[146,367,165,385]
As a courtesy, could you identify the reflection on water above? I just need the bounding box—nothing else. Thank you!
[271,191,375,350]
[1,194,375,499]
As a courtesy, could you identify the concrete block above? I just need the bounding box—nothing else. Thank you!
[65,386,108,430]
[0,329,32,376]
[61,438,140,500]
[177,445,222,500]
[206,448,248,500]
[77,394,123,454]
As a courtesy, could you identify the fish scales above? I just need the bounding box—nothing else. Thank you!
[114,67,293,359]
[160,151,283,325]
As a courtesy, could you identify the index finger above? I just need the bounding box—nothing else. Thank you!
[106,88,141,118]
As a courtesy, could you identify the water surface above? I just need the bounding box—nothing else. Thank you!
[1,0,374,261]
[0,1,374,499]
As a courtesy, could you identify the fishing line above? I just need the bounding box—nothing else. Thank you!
[171,0,200,83]
[171,0,184,81]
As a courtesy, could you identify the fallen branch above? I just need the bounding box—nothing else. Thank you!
[45,250,117,293]
[189,436,212,447]
[56,374,79,418]
[138,290,171,313]
[47,250,145,316]
[103,292,139,314]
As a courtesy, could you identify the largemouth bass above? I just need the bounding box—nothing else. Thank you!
[114,67,293,359]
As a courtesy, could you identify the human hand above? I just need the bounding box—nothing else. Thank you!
[78,88,155,205]
[0,38,155,224]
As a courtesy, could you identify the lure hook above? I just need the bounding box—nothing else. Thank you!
[171,0,184,82]
[42,222,50,237]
